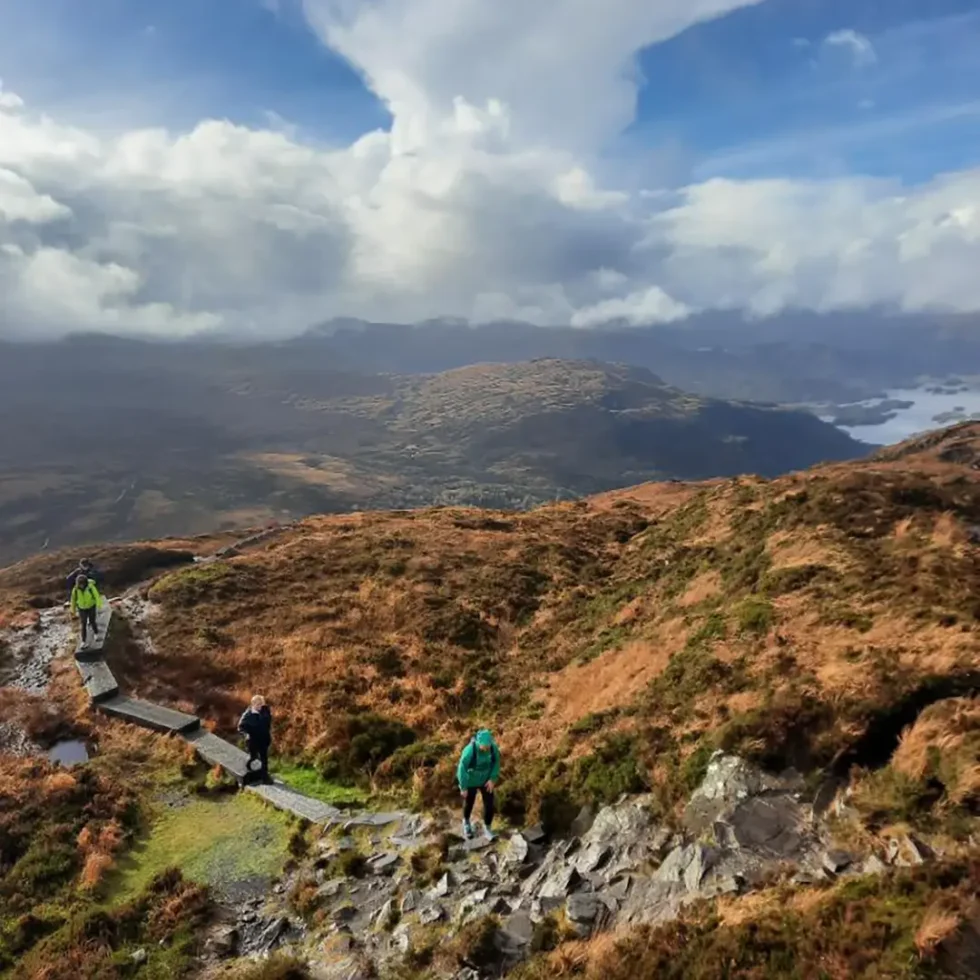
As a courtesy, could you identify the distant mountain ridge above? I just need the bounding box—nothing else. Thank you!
[0,352,867,564]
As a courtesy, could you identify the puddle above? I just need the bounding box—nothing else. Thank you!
[48,739,90,766]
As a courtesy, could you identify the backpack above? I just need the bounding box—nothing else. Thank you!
[466,734,496,772]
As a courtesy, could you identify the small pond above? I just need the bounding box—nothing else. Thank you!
[48,739,90,766]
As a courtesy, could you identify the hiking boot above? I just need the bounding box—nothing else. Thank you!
[462,820,474,839]
[482,826,495,842]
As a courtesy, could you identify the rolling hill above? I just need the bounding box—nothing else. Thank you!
[0,350,866,565]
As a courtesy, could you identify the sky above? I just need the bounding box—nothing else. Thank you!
[1,0,979,338]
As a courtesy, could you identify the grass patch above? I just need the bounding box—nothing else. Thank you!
[105,795,292,903]
[273,761,369,808]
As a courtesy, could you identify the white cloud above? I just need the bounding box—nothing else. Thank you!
[824,28,878,68]
[571,286,692,327]
[0,78,24,110]
[1,2,980,340]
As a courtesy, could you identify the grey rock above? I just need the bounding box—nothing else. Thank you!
[418,903,444,925]
[728,797,805,856]
[334,905,358,924]
[822,850,854,875]
[683,845,715,893]
[374,900,396,929]
[257,915,289,951]
[430,872,453,899]
[570,804,596,837]
[506,833,530,865]
[454,969,481,980]
[573,842,612,875]
[488,897,512,915]
[502,910,535,947]
[684,752,780,833]
[607,876,632,900]
[457,888,490,917]
[392,923,412,954]
[566,893,599,924]
[131,948,148,966]
[317,879,347,900]
[400,889,421,913]
[370,853,400,874]
[538,864,581,900]
[596,892,620,914]
[584,801,652,845]
[862,854,888,875]
[205,927,238,958]
[522,825,546,844]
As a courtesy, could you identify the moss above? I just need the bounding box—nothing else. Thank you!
[10,870,209,980]
[104,795,292,904]
[147,561,249,607]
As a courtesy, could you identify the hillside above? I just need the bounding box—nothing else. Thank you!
[2,424,978,979]
[0,352,866,565]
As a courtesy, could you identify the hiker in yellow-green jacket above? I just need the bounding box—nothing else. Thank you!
[70,574,103,647]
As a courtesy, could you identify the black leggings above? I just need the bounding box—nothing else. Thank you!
[79,607,98,642]
[463,786,495,827]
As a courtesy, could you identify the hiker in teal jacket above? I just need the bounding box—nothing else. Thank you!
[457,729,501,841]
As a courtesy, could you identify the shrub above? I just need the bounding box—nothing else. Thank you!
[737,597,774,635]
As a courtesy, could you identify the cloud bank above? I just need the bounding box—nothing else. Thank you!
[1,3,980,339]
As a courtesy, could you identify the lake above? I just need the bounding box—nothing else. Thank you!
[826,386,980,446]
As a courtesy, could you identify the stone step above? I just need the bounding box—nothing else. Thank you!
[97,695,200,735]
[74,604,113,658]
[248,782,343,823]
[75,659,119,702]
[185,730,250,778]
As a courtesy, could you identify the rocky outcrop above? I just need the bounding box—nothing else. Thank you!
[242,751,927,977]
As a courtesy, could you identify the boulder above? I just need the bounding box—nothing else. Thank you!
[501,910,535,948]
[566,893,599,924]
[537,864,581,900]
[400,889,422,913]
[573,842,612,875]
[418,903,444,925]
[505,833,530,865]
[821,850,854,875]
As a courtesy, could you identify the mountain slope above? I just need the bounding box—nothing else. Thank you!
[0,352,866,564]
[2,424,979,978]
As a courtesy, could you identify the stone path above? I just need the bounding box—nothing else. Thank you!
[70,601,406,826]
[75,601,113,658]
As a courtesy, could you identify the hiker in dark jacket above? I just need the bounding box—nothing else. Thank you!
[66,559,100,596]
[238,695,273,785]
[457,729,501,841]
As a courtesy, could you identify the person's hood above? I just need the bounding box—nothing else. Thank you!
[475,729,493,748]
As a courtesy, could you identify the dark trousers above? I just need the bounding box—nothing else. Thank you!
[79,607,98,643]
[244,741,270,784]
[463,786,495,827]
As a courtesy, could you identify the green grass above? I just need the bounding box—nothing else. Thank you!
[105,795,293,903]
[272,761,369,807]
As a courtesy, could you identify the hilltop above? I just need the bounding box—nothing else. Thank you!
[1,424,978,979]
[0,353,865,565]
